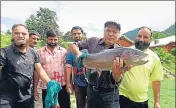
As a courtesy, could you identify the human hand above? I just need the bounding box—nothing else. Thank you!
[154,102,160,108]
[34,90,39,101]
[66,83,74,95]
[112,57,124,82]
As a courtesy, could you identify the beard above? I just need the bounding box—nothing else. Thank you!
[13,39,27,48]
[74,39,79,42]
[134,40,150,51]
[47,43,57,48]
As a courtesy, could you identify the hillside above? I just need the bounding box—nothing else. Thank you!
[123,23,175,41]
[162,23,175,36]
[122,28,139,41]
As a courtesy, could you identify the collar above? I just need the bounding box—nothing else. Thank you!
[12,44,29,55]
[98,38,105,45]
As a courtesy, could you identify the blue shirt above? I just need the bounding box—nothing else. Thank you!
[66,51,87,87]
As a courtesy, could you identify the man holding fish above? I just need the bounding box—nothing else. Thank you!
[68,21,136,108]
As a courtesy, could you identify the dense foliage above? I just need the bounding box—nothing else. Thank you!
[25,7,60,39]
[152,47,175,74]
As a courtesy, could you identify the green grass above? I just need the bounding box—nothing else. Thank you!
[148,79,175,108]
[70,79,175,108]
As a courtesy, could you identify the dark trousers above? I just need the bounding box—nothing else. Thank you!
[119,95,149,108]
[87,85,120,108]
[0,98,34,108]
[74,84,87,108]
[42,85,70,108]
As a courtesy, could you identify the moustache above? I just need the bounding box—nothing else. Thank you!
[47,43,57,47]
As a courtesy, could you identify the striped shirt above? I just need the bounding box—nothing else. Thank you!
[37,46,67,89]
[77,37,120,88]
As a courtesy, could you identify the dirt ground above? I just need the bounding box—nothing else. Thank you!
[34,91,76,108]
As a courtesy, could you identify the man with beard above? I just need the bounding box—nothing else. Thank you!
[0,24,55,108]
[119,26,164,108]
[37,30,70,108]
[65,26,88,108]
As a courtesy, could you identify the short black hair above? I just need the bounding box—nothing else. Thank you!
[71,26,83,33]
[12,24,28,32]
[138,26,153,37]
[46,30,58,38]
[104,21,121,31]
[29,30,40,37]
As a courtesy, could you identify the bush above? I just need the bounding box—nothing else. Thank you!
[153,47,175,74]
[1,33,12,48]
[171,48,176,56]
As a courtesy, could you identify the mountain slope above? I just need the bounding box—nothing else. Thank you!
[162,23,175,36]
[122,28,139,41]
[123,23,175,41]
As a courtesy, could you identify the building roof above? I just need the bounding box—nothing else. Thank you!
[150,35,175,47]
[119,35,134,43]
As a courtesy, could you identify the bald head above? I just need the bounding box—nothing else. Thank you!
[135,26,152,51]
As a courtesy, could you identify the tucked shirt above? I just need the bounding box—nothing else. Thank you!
[0,44,40,103]
[37,46,67,89]
[66,51,87,86]
[77,37,120,88]
[119,46,164,102]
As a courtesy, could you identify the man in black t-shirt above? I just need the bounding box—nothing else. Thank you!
[0,24,52,108]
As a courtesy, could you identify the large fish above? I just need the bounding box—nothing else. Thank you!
[79,47,148,70]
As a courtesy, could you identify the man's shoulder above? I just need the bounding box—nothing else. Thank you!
[1,45,13,51]
[37,46,46,51]
[59,46,67,51]
[87,37,102,41]
[146,49,160,60]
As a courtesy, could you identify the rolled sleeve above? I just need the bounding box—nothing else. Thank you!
[150,56,164,82]
[33,50,40,63]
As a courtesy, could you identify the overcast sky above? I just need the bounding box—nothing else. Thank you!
[1,1,175,38]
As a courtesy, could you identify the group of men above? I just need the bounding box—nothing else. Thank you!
[0,21,163,108]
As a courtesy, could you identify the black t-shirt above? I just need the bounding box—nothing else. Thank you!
[0,44,40,104]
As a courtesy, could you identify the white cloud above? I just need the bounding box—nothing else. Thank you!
[58,1,175,37]
[1,1,61,22]
[1,1,175,38]
[1,24,9,33]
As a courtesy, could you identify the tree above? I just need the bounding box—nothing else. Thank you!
[171,48,176,56]
[25,7,60,39]
[5,30,11,35]
[152,32,165,40]
[61,31,87,42]
[62,31,73,42]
